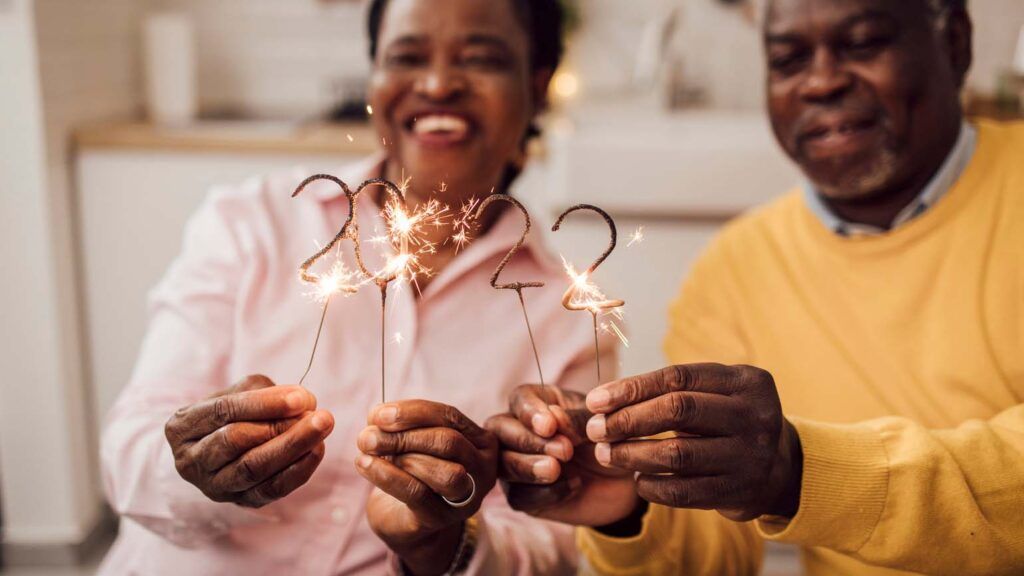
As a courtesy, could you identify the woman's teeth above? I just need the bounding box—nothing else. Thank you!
[412,115,469,136]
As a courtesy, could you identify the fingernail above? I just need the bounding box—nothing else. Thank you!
[358,430,378,451]
[544,440,570,461]
[532,458,556,481]
[376,405,398,425]
[311,411,332,432]
[286,390,307,410]
[594,442,611,466]
[356,454,373,469]
[588,388,611,411]
[532,413,554,436]
[587,414,607,441]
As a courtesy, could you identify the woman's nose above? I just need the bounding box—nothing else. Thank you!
[414,63,468,101]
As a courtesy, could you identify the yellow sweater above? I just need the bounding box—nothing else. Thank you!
[578,120,1024,576]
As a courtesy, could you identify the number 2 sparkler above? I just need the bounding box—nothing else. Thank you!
[551,204,625,385]
[474,194,547,386]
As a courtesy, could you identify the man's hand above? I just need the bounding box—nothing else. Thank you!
[586,364,802,521]
[355,400,498,576]
[485,385,639,528]
[164,375,335,508]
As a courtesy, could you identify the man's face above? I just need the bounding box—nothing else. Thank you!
[764,0,967,201]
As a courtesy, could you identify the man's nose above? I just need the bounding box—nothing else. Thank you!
[798,48,854,103]
[414,62,468,101]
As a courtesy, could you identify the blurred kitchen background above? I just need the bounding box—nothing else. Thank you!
[2,0,1023,573]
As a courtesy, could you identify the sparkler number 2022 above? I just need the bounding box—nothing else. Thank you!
[290,174,627,401]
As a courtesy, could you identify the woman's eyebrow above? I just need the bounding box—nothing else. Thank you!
[462,33,513,50]
[385,34,427,49]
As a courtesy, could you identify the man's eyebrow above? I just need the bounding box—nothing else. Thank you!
[765,9,898,43]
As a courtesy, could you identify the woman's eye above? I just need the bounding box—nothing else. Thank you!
[385,52,427,68]
[460,51,510,70]
[768,49,809,74]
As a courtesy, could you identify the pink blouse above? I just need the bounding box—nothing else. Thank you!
[99,157,618,575]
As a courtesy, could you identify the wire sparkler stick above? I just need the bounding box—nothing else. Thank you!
[292,175,364,386]
[473,194,547,386]
[351,178,410,404]
[551,204,625,385]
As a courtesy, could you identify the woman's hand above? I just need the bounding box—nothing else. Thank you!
[485,385,639,528]
[164,375,335,508]
[356,400,498,576]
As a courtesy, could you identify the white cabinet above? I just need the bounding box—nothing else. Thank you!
[76,149,361,422]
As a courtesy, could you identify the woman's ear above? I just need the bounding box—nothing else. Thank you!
[531,67,556,113]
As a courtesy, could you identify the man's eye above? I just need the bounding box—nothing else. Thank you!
[845,36,888,58]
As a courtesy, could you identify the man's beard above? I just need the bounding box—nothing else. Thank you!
[811,145,902,201]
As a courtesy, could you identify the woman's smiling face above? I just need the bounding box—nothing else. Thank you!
[369,0,546,200]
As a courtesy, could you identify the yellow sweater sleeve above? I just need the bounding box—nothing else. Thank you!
[576,236,764,575]
[577,506,763,576]
[758,407,1024,575]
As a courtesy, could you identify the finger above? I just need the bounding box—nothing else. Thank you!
[358,426,477,468]
[188,417,303,473]
[499,451,561,484]
[587,392,742,442]
[502,475,582,513]
[236,442,326,508]
[594,438,736,475]
[369,401,493,450]
[484,413,573,461]
[211,410,334,493]
[587,364,742,414]
[354,454,451,523]
[207,374,276,399]
[168,386,317,442]
[507,384,566,438]
[548,403,590,446]
[635,474,740,511]
[392,454,475,502]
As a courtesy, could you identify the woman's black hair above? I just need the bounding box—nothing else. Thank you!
[366,0,566,192]
[368,0,564,76]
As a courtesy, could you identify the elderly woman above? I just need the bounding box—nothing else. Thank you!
[98,0,616,574]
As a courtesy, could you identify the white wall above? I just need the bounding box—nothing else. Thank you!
[0,0,99,547]
[0,0,145,551]
[150,0,1024,116]
[152,0,368,118]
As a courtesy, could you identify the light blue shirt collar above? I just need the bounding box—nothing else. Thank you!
[802,122,977,236]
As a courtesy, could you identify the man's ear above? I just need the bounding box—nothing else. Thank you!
[944,8,973,88]
[531,67,555,114]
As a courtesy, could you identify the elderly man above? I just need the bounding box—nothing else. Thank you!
[487,0,1024,574]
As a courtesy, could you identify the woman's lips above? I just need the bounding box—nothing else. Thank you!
[405,114,474,148]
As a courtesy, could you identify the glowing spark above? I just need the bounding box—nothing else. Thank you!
[627,226,645,247]
[366,104,374,116]
[561,257,619,314]
[303,255,364,304]
[449,196,481,253]
[601,320,630,348]
[346,133,354,142]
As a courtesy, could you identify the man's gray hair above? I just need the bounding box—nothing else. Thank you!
[755,0,968,27]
